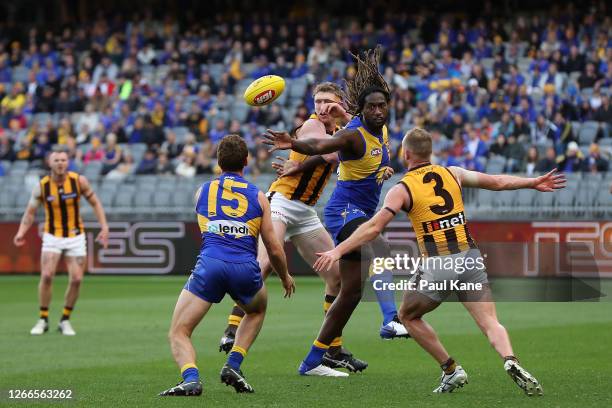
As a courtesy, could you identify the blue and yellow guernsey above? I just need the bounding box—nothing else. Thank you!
[195,172,263,262]
[324,115,390,241]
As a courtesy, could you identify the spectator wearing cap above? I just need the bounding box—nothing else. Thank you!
[557,141,584,173]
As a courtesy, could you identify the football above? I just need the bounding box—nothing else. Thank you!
[243,75,285,106]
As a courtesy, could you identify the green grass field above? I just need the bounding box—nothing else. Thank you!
[1,275,611,407]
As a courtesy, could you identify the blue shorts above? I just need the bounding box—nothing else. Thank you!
[324,203,370,245]
[184,255,263,305]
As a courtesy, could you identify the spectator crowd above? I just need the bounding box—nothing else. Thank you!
[0,1,610,180]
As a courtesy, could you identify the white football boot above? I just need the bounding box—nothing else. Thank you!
[30,319,49,335]
[379,317,410,339]
[299,363,349,377]
[433,365,468,393]
[58,320,76,336]
[504,359,543,396]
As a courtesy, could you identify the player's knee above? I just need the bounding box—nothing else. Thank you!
[168,324,190,342]
[69,275,83,287]
[326,278,341,296]
[398,304,419,322]
[40,273,54,286]
[338,288,362,308]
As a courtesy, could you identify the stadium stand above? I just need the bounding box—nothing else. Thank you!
[0,2,610,220]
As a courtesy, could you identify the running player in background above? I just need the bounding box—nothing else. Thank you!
[219,82,368,373]
[13,145,109,336]
[264,47,406,377]
[159,135,295,396]
[315,128,561,395]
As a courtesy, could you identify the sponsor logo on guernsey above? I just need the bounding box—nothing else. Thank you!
[422,211,466,233]
[207,220,250,237]
[370,147,382,156]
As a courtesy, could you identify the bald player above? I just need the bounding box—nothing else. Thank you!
[13,145,109,336]
[315,128,564,395]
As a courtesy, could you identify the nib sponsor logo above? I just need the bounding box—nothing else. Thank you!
[422,212,466,233]
[207,220,250,237]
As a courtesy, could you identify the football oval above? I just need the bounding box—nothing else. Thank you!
[243,75,285,106]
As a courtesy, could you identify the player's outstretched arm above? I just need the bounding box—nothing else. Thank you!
[450,167,566,192]
[258,192,295,297]
[313,184,410,272]
[263,128,360,157]
[79,175,110,248]
[13,184,42,246]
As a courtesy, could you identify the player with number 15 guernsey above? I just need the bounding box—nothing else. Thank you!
[159,135,295,397]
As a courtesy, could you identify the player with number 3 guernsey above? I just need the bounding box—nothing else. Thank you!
[159,135,295,396]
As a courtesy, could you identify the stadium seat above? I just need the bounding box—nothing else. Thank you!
[578,121,599,145]
[98,190,115,208]
[493,190,515,209]
[516,189,536,206]
[133,191,152,207]
[485,156,506,173]
[152,191,172,207]
[564,172,582,182]
[555,189,575,207]
[209,63,225,79]
[595,189,612,207]
[231,103,250,123]
[289,78,308,99]
[83,161,103,177]
[0,192,16,208]
[535,191,555,207]
[113,191,134,207]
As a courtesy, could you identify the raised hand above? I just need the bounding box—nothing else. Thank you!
[263,129,293,153]
[532,169,566,192]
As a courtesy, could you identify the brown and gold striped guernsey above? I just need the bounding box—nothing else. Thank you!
[40,171,84,238]
[268,114,337,206]
[399,163,476,257]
